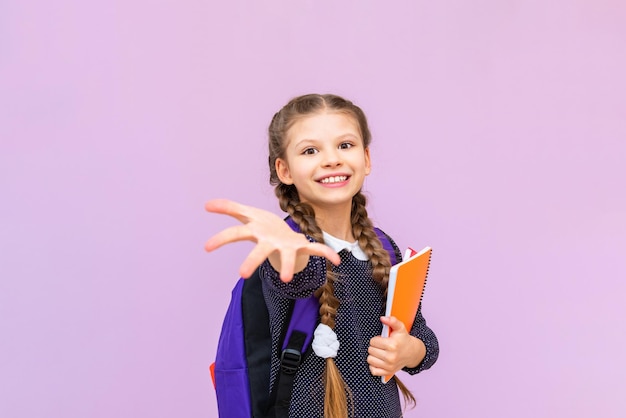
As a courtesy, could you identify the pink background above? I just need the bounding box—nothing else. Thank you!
[1,1,625,417]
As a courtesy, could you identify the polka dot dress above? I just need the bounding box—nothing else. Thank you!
[259,234,439,418]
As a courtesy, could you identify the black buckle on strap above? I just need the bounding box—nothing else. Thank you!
[280,348,302,375]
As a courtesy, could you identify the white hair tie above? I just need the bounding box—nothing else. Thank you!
[312,323,340,358]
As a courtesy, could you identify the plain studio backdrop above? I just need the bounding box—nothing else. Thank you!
[1,1,625,417]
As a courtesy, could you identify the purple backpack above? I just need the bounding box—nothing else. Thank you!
[210,218,399,417]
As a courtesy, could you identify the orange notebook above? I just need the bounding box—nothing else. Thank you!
[381,246,432,383]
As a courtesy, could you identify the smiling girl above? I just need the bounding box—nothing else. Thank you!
[205,94,438,418]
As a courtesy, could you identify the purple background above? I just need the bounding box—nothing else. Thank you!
[1,1,625,417]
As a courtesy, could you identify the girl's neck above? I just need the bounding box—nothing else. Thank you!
[313,203,354,242]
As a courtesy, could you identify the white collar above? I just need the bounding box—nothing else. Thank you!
[322,231,369,261]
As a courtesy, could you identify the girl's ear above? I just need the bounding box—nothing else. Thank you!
[275,158,294,185]
[364,147,372,176]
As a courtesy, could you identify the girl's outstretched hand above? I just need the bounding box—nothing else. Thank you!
[204,199,340,282]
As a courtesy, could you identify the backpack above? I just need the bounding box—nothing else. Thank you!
[210,217,401,418]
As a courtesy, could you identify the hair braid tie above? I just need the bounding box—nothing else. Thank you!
[312,324,340,358]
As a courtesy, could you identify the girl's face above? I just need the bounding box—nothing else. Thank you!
[275,111,371,214]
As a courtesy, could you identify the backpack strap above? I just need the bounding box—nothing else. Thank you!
[243,269,272,416]
[374,227,401,265]
[268,298,317,417]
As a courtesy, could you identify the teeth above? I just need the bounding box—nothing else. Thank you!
[320,176,348,184]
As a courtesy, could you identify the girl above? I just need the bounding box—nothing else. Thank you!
[205,94,438,418]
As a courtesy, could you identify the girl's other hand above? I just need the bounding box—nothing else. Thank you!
[204,199,340,282]
[367,316,426,377]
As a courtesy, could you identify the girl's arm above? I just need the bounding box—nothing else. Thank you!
[403,303,439,374]
[259,250,328,299]
[367,233,439,376]
[204,199,340,282]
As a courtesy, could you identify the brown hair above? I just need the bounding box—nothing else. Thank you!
[268,94,416,417]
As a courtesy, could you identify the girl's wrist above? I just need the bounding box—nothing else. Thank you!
[405,336,426,369]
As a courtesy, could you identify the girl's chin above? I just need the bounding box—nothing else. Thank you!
[302,197,355,211]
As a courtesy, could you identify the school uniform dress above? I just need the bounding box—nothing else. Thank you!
[259,231,439,418]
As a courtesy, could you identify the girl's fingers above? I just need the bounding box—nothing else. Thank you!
[204,224,254,252]
[367,351,396,377]
[205,199,251,224]
[306,243,341,266]
[238,243,274,278]
[380,316,408,334]
[367,355,389,371]
[368,366,382,376]
[278,248,298,283]
[368,344,392,368]
[367,352,393,375]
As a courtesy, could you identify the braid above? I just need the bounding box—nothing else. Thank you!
[351,192,416,410]
[275,184,354,418]
[275,184,319,237]
[351,192,391,287]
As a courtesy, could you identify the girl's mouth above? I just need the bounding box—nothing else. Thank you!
[319,175,349,184]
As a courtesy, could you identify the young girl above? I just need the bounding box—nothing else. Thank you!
[205,94,438,418]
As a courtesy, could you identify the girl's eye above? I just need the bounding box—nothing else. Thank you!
[302,148,318,155]
[339,142,353,150]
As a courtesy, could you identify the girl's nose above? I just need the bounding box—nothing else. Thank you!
[322,149,342,167]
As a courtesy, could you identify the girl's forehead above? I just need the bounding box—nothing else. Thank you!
[286,111,361,140]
